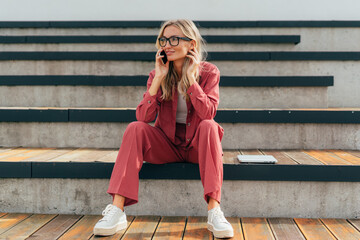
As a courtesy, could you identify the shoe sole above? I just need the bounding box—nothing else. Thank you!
[207,223,234,238]
[94,221,127,236]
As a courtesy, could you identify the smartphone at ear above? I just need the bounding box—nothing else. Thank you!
[160,50,167,64]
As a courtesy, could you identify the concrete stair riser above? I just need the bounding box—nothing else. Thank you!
[0,86,328,108]
[0,61,358,107]
[1,178,359,218]
[0,122,359,149]
[1,27,360,51]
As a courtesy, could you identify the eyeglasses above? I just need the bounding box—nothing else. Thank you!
[158,36,192,47]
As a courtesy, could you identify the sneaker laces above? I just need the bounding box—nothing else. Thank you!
[100,204,119,222]
[211,207,228,224]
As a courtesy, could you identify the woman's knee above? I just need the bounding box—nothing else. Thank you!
[198,119,218,132]
[124,121,151,135]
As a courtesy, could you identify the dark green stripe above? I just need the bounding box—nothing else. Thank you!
[1,21,360,28]
[0,35,300,44]
[3,161,357,181]
[0,109,359,123]
[0,75,333,86]
[1,51,360,61]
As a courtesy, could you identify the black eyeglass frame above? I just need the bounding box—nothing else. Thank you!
[158,36,192,47]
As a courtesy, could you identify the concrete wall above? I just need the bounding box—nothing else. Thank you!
[0,0,360,21]
[1,178,359,218]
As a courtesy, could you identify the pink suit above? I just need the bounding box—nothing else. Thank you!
[107,61,224,207]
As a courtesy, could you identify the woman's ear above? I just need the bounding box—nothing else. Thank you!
[190,40,196,49]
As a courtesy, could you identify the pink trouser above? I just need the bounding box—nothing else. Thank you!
[107,120,223,207]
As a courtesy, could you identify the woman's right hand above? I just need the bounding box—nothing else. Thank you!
[154,48,169,80]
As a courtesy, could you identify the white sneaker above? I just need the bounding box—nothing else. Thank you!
[93,204,127,236]
[207,206,234,238]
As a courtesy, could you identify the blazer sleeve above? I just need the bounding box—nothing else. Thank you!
[186,65,220,120]
[136,70,163,123]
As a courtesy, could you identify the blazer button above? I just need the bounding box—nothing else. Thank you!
[148,100,151,103]
[187,138,190,142]
[190,92,192,95]
[188,123,191,126]
[188,110,191,114]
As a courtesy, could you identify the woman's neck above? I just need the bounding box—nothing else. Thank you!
[173,59,184,78]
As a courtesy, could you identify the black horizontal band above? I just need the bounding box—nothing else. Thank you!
[0,35,300,44]
[0,108,359,123]
[1,51,360,61]
[1,161,359,182]
[0,75,333,87]
[1,21,360,28]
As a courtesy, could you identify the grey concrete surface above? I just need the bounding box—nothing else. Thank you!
[0,122,359,150]
[0,61,358,107]
[0,86,328,108]
[1,178,359,218]
[1,27,360,51]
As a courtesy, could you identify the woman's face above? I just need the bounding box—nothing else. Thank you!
[161,25,193,63]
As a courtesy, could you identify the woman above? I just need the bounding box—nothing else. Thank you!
[93,19,234,238]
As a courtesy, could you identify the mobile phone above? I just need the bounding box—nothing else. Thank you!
[159,50,167,64]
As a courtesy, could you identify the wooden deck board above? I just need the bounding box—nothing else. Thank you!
[27,214,82,240]
[242,217,275,240]
[320,218,360,240]
[0,214,56,239]
[304,150,353,165]
[152,216,186,240]
[283,150,324,165]
[261,150,298,164]
[1,148,360,166]
[268,218,306,240]
[0,213,31,235]
[57,215,102,240]
[294,218,337,240]
[183,217,212,240]
[1,214,360,239]
[121,216,161,240]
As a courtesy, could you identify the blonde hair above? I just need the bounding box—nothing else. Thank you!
[155,19,207,101]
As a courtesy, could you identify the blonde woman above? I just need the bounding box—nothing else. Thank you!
[94,19,234,238]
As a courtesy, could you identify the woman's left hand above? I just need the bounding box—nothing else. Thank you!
[186,47,200,85]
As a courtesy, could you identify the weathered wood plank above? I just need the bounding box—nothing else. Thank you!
[327,150,360,165]
[25,148,75,162]
[214,217,244,240]
[0,213,31,235]
[0,214,56,239]
[261,150,298,164]
[94,151,118,162]
[27,214,82,240]
[152,216,186,240]
[346,151,360,158]
[348,219,360,232]
[241,218,275,240]
[268,218,305,240]
[283,150,323,165]
[294,218,336,240]
[240,150,263,155]
[0,148,33,160]
[0,148,16,154]
[0,213,7,218]
[0,148,55,162]
[183,217,212,240]
[304,150,352,165]
[90,215,135,240]
[121,216,160,240]
[50,148,112,162]
[223,150,240,164]
[57,215,102,240]
[321,218,360,240]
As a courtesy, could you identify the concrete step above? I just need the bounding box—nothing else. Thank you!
[1,147,359,217]
[0,75,331,108]
[0,107,359,149]
[0,60,357,107]
[1,20,360,51]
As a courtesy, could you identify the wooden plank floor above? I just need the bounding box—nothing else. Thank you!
[1,214,360,240]
[0,148,359,165]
